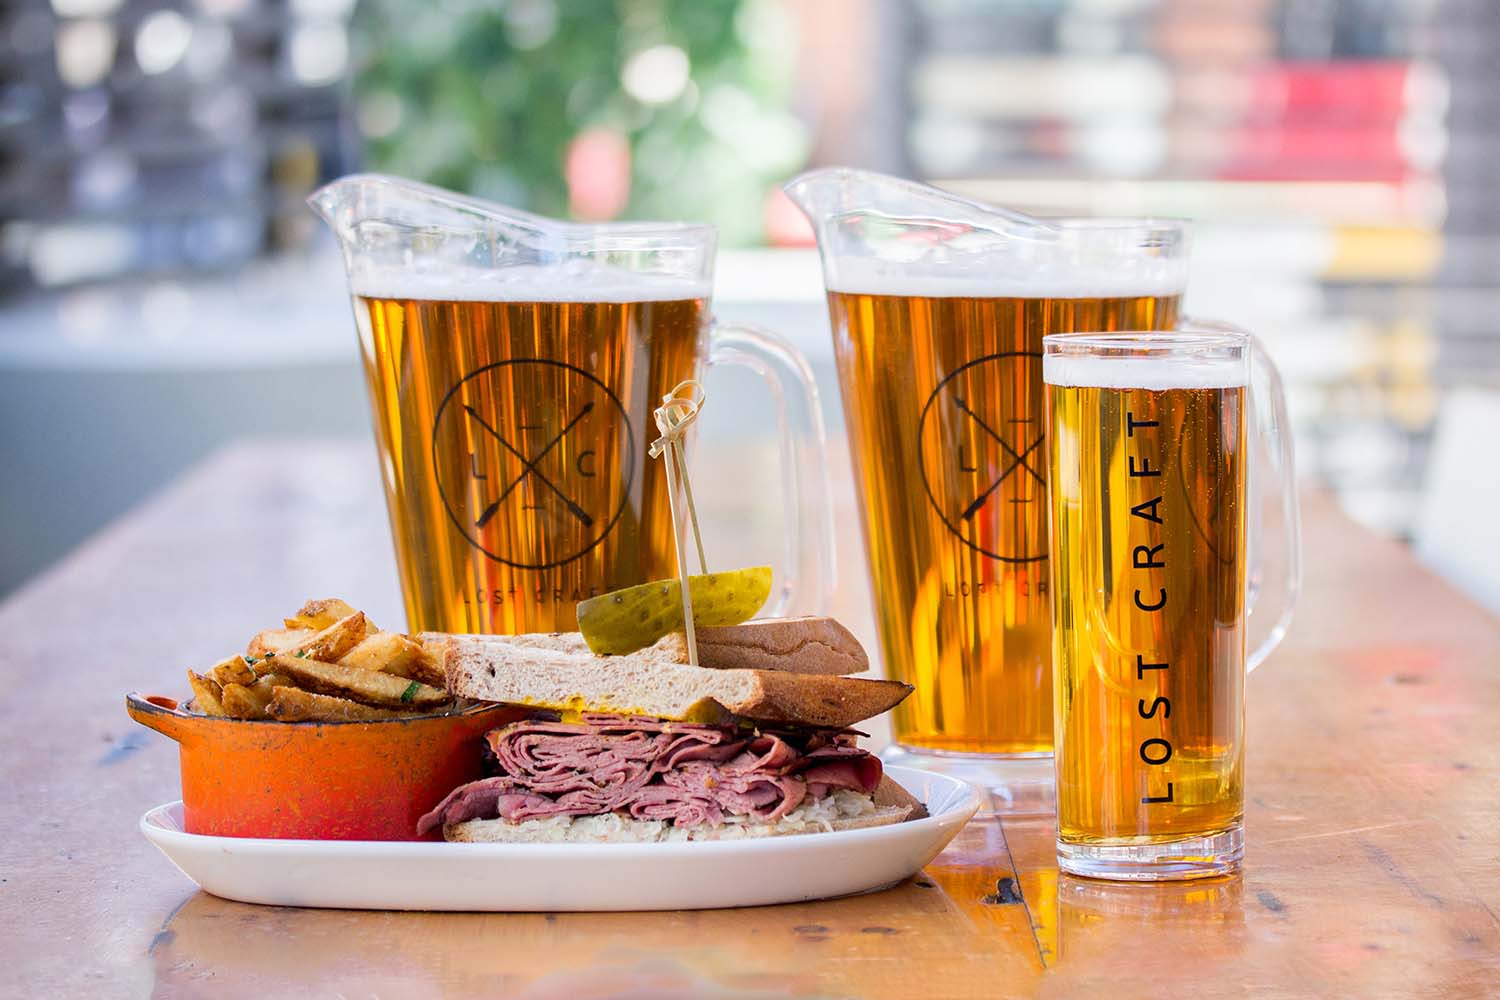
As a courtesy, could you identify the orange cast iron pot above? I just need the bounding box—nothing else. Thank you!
[126,693,526,841]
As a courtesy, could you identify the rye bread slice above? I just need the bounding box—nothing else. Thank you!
[693,617,869,675]
[429,617,867,675]
[423,632,910,729]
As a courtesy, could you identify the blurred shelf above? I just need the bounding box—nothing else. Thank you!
[943,177,1445,228]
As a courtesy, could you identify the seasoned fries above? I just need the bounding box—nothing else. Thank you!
[246,613,366,662]
[268,687,411,722]
[337,630,418,675]
[220,683,263,719]
[186,671,225,716]
[291,613,369,662]
[339,631,445,687]
[283,598,362,632]
[264,653,448,709]
[185,600,455,721]
[209,654,256,689]
[246,628,315,659]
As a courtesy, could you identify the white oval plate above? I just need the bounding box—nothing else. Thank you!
[139,766,980,911]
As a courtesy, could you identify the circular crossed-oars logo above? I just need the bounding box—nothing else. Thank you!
[432,359,635,570]
[918,352,1047,564]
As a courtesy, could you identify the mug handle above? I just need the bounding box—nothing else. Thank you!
[706,321,835,616]
[1243,335,1303,672]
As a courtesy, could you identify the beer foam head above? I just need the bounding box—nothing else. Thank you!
[347,261,710,303]
[820,220,1188,300]
[826,264,1185,299]
[1044,355,1247,390]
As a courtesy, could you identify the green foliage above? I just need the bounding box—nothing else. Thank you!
[352,0,804,245]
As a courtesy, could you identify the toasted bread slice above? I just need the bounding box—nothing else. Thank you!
[431,617,868,675]
[424,632,911,729]
[694,617,869,675]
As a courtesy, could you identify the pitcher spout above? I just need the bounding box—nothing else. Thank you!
[784,167,1069,292]
[305,176,347,232]
[781,167,865,227]
[307,173,558,252]
[784,167,1051,241]
[307,173,717,300]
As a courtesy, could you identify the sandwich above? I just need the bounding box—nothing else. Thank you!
[416,617,924,844]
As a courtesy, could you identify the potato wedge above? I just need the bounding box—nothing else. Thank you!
[284,598,367,632]
[338,630,422,675]
[267,687,416,722]
[289,613,368,663]
[186,670,225,716]
[226,674,291,717]
[209,654,256,689]
[220,682,269,720]
[263,653,449,709]
[247,628,315,659]
[335,631,446,687]
[406,647,447,689]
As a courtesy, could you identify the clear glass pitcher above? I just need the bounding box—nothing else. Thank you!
[786,167,1187,813]
[310,174,832,634]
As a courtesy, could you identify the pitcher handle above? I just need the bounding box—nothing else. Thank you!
[707,321,835,616]
[1243,334,1303,672]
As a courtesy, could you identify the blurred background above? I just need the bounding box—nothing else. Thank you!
[3,0,1497,611]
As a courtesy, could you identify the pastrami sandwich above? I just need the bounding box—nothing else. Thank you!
[416,618,923,843]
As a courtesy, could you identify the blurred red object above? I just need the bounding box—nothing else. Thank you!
[566,127,631,221]
[764,186,815,247]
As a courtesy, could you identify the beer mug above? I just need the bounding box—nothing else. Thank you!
[311,174,832,634]
[786,168,1186,811]
[1043,323,1301,880]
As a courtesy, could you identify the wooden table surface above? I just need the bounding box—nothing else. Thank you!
[3,440,1498,999]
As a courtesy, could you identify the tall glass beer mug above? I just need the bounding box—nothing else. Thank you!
[786,169,1186,810]
[1044,325,1300,880]
[310,175,832,634]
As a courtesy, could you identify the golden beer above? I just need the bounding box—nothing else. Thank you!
[355,293,705,634]
[827,290,1180,754]
[1046,345,1248,873]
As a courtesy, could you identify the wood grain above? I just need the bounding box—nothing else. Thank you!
[1,439,1497,998]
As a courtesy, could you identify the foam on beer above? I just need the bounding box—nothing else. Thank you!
[824,257,1187,301]
[1044,355,1247,390]
[348,262,710,303]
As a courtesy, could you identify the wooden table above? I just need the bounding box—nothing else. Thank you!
[4,440,1497,998]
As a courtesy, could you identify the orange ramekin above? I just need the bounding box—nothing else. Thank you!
[126,693,524,841]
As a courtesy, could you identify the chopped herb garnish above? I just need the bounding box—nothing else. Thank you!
[296,650,309,658]
[244,655,259,666]
[400,681,420,703]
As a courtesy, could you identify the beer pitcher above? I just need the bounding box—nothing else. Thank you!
[786,167,1187,813]
[1043,324,1301,880]
[311,174,833,635]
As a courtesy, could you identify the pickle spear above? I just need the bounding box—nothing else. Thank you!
[577,566,773,656]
